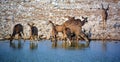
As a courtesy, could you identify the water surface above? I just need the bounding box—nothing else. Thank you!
[0,40,120,62]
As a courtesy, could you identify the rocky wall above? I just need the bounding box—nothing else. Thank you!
[0,0,120,40]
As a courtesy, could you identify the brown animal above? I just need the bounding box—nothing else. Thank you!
[65,28,75,41]
[65,16,88,41]
[53,16,76,40]
[28,23,38,41]
[75,16,88,26]
[10,24,24,42]
[48,21,58,41]
[63,16,76,27]
[61,16,76,40]
[54,24,66,40]
[101,4,109,29]
[49,16,74,40]
[63,16,89,42]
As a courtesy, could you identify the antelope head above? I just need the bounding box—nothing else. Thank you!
[101,3,109,11]
[82,16,88,23]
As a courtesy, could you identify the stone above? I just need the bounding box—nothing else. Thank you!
[0,0,120,40]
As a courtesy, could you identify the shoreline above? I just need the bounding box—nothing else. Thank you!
[0,38,120,41]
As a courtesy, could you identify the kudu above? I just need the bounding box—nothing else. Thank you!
[10,24,24,42]
[48,21,58,41]
[63,16,89,42]
[54,16,75,40]
[54,24,66,40]
[28,23,38,41]
[74,16,88,26]
[71,16,88,40]
[101,4,109,29]
[65,28,75,41]
[48,17,74,39]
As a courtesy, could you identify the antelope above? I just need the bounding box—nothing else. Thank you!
[28,23,38,41]
[74,16,88,26]
[63,16,89,42]
[65,28,75,41]
[54,24,66,40]
[48,21,58,41]
[48,17,75,41]
[10,24,24,42]
[53,16,75,40]
[101,4,109,29]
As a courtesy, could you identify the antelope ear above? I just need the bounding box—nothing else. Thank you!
[49,20,52,22]
[72,17,75,19]
[67,16,71,19]
[32,23,35,26]
[27,23,30,25]
[86,17,88,19]
[49,20,53,24]
[82,16,84,19]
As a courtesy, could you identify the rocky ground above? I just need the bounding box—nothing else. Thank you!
[0,0,120,40]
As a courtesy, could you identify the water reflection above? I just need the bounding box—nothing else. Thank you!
[70,41,90,49]
[10,40,24,49]
[52,41,57,48]
[62,41,71,49]
[102,40,107,52]
[9,40,38,50]
[68,41,89,50]
[52,40,90,50]
[30,42,38,50]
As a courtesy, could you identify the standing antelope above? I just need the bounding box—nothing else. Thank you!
[101,4,109,29]
[74,16,88,26]
[48,21,58,41]
[63,16,89,42]
[48,17,75,41]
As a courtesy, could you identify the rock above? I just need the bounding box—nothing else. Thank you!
[3,34,11,39]
[0,0,120,40]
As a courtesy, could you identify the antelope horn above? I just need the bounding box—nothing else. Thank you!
[106,4,109,10]
[101,3,104,9]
